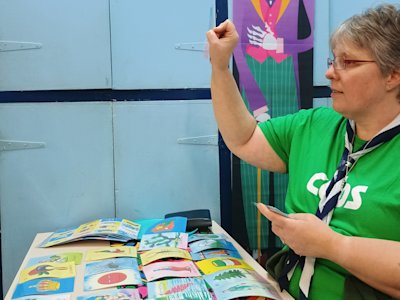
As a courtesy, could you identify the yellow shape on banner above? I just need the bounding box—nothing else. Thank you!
[278,0,290,21]
[250,0,290,22]
[250,0,263,21]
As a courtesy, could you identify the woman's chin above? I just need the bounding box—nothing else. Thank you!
[332,102,350,118]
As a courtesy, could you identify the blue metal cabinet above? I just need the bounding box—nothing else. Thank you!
[0,100,221,294]
[313,0,399,86]
[0,102,115,291]
[313,0,330,86]
[110,0,215,89]
[0,0,112,91]
[113,100,220,222]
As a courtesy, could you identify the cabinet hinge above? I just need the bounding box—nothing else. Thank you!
[174,42,206,52]
[177,135,218,146]
[0,41,42,52]
[0,140,46,151]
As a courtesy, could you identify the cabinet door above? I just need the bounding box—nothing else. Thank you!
[110,0,215,89]
[113,100,220,222]
[0,0,111,91]
[0,102,115,292]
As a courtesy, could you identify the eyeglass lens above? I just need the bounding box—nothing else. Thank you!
[327,57,344,69]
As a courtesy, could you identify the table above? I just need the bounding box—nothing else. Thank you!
[5,221,293,299]
[212,222,293,299]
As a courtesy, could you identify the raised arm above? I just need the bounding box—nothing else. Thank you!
[206,20,286,173]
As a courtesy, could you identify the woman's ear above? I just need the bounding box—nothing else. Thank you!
[385,69,400,92]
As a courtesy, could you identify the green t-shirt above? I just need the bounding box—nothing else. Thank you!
[259,107,400,299]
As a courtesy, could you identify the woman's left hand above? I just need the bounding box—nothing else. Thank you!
[256,203,340,258]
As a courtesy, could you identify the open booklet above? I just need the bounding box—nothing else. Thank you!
[39,218,141,248]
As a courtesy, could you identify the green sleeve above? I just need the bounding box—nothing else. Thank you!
[258,107,339,166]
[258,110,305,165]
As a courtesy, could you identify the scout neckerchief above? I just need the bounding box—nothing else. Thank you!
[278,113,400,300]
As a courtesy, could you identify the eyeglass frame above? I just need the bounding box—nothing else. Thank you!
[327,57,376,70]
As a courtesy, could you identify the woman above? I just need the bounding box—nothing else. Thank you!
[206,3,400,300]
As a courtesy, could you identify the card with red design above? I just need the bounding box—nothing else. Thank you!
[83,257,142,291]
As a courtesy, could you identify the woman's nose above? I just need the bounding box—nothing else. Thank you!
[325,65,336,80]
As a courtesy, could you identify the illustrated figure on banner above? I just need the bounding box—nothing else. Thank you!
[232,0,314,251]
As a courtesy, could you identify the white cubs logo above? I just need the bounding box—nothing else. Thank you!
[306,173,368,210]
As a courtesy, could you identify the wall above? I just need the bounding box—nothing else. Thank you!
[0,0,220,294]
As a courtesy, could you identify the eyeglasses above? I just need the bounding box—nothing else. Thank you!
[327,57,375,70]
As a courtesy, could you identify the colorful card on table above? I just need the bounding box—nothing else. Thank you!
[84,257,142,291]
[13,295,71,300]
[190,249,242,261]
[77,288,141,300]
[39,218,140,247]
[84,269,142,292]
[12,277,75,298]
[195,257,252,275]
[19,262,75,284]
[140,246,192,266]
[188,233,227,243]
[147,277,213,300]
[133,218,163,239]
[203,268,280,300]
[26,252,83,267]
[189,239,235,253]
[144,217,187,234]
[85,246,137,261]
[13,294,71,300]
[138,232,188,251]
[38,228,75,248]
[142,260,201,282]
